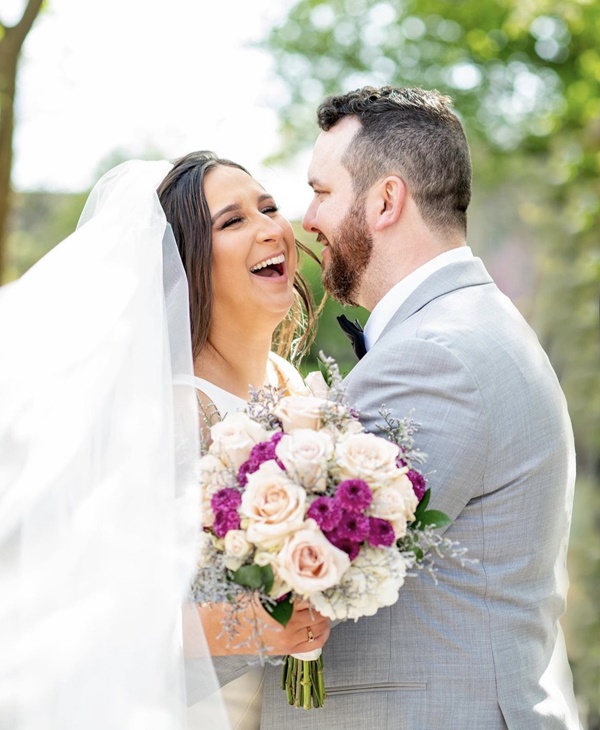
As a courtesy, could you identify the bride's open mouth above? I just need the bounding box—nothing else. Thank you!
[250,253,287,279]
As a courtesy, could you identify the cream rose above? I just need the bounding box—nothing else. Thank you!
[304,370,330,399]
[240,461,306,546]
[310,545,407,621]
[334,432,400,484]
[369,477,416,538]
[208,412,269,470]
[275,429,334,493]
[223,530,252,571]
[275,519,350,596]
[274,395,328,432]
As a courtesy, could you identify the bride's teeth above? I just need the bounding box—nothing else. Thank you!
[250,253,285,272]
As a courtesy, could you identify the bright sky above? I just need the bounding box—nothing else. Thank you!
[7,0,314,219]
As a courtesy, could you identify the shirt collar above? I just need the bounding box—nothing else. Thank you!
[364,246,473,350]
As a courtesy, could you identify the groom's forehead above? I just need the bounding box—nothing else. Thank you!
[308,120,360,181]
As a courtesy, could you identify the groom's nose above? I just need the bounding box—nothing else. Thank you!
[302,199,318,234]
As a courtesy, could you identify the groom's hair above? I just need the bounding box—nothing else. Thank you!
[316,86,472,236]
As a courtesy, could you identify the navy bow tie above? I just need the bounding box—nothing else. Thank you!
[337,314,367,360]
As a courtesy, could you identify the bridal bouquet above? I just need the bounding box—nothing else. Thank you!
[190,355,460,709]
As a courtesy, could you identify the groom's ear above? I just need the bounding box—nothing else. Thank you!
[372,176,405,232]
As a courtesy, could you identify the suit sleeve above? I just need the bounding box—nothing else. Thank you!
[185,654,255,705]
[345,337,488,527]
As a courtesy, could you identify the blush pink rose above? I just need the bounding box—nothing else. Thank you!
[275,519,350,596]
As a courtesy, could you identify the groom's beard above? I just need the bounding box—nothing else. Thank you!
[322,202,373,307]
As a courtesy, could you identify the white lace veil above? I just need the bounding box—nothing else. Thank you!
[0,161,229,729]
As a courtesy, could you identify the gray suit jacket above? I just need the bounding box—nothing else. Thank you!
[204,258,581,729]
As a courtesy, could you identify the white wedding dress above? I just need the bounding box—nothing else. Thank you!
[186,355,306,730]
[0,160,230,730]
[186,379,265,730]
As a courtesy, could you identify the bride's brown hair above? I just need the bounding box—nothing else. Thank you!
[157,150,320,364]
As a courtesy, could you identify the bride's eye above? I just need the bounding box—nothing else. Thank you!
[261,205,279,215]
[220,216,243,229]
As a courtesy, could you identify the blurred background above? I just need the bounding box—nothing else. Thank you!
[1,0,598,726]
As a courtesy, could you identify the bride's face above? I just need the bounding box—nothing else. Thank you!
[205,165,297,328]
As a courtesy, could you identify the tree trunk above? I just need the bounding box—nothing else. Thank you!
[0,0,45,283]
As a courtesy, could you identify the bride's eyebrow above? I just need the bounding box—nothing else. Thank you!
[211,203,240,224]
[211,194,276,224]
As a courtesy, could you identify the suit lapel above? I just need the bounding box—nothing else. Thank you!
[376,257,494,341]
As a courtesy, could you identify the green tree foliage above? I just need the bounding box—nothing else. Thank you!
[263,0,599,721]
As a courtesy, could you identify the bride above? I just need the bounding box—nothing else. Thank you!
[0,152,329,730]
[158,151,330,728]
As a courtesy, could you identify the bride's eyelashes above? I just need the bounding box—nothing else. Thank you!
[220,215,243,229]
[219,205,280,230]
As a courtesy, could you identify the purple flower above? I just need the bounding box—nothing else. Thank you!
[307,497,342,532]
[269,431,284,446]
[237,460,254,487]
[324,531,361,561]
[407,469,427,501]
[250,440,277,463]
[211,487,242,513]
[213,509,240,538]
[237,434,286,486]
[367,517,396,547]
[335,479,373,512]
[336,509,370,543]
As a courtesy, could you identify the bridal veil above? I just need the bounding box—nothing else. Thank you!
[0,160,229,728]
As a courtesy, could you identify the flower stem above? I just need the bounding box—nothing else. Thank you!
[281,655,326,709]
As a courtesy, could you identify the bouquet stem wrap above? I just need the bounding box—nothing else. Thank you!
[282,650,324,709]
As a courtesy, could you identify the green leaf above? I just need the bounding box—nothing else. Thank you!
[412,546,424,561]
[232,564,275,592]
[413,487,431,520]
[263,595,294,627]
[232,564,263,589]
[415,509,452,528]
[260,564,274,594]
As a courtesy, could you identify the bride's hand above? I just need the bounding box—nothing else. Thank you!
[256,598,330,656]
[194,597,330,656]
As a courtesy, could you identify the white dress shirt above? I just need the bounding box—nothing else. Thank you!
[364,246,474,351]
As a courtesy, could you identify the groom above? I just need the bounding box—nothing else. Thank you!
[259,87,582,728]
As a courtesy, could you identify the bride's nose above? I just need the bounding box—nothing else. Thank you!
[256,215,284,244]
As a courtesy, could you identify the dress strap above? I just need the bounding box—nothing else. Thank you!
[189,376,246,418]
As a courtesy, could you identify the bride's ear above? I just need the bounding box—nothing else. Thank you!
[372,176,405,232]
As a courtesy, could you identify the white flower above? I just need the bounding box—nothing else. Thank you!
[196,530,217,570]
[275,429,334,493]
[275,519,350,597]
[334,432,400,485]
[208,412,270,470]
[310,545,407,621]
[223,530,252,571]
[240,461,306,547]
[369,473,418,538]
[304,370,330,399]
[198,453,235,527]
[274,395,329,432]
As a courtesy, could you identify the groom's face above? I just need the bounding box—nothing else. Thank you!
[303,117,373,307]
